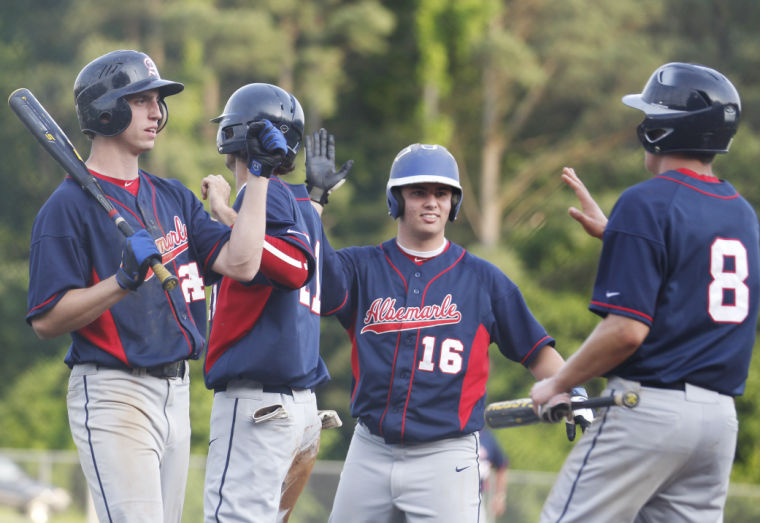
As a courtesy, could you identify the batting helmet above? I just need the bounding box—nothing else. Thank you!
[622,62,741,155]
[211,83,305,173]
[386,144,463,222]
[74,50,184,137]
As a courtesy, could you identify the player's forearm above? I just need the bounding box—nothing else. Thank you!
[528,345,566,380]
[214,174,268,281]
[551,314,649,391]
[31,278,129,339]
[211,200,237,227]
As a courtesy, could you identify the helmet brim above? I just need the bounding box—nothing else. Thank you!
[386,174,462,191]
[622,93,688,116]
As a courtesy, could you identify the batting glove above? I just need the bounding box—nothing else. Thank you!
[116,229,162,291]
[245,119,287,178]
[537,393,572,423]
[566,386,594,441]
[318,409,343,430]
[304,128,353,205]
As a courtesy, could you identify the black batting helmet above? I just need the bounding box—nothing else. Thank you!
[211,83,305,173]
[622,62,741,155]
[74,50,184,137]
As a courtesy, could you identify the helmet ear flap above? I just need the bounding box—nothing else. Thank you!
[156,98,169,133]
[387,187,404,218]
[449,189,461,221]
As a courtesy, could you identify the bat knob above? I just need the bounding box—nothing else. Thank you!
[622,391,640,408]
[162,275,179,291]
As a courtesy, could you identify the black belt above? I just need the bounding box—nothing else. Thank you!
[143,360,186,379]
[639,380,685,391]
[263,384,294,395]
[214,384,293,395]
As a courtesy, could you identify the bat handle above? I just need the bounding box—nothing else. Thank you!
[152,260,179,291]
[114,216,178,291]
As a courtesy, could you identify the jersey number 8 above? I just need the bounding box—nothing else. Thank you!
[708,238,749,323]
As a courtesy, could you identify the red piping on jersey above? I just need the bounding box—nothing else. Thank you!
[28,292,59,315]
[520,335,552,365]
[323,291,348,316]
[656,175,739,200]
[203,238,225,273]
[143,175,194,355]
[378,328,404,439]
[378,245,408,439]
[399,248,467,439]
[77,268,128,365]
[280,235,314,256]
[590,301,653,322]
[459,324,491,429]
[107,196,146,227]
[145,174,169,237]
[676,168,720,183]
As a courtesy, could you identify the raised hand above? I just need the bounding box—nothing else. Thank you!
[304,128,353,205]
[562,167,607,239]
[246,119,287,178]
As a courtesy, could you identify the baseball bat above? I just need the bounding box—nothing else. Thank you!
[485,390,640,429]
[8,88,178,291]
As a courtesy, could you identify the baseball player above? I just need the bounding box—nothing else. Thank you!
[25,50,286,522]
[202,84,350,522]
[531,62,760,522]
[314,142,571,522]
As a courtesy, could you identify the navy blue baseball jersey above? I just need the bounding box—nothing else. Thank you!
[27,170,231,369]
[591,169,760,395]
[204,180,329,390]
[322,239,554,444]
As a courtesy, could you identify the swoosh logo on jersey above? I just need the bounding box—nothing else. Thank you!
[605,291,621,298]
[456,465,471,472]
[361,295,462,334]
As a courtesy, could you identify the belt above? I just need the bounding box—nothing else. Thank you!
[143,360,186,379]
[263,384,294,395]
[639,380,685,391]
[214,383,294,395]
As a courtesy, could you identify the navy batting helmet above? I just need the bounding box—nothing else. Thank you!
[622,62,741,155]
[74,50,184,137]
[211,83,305,173]
[386,144,463,222]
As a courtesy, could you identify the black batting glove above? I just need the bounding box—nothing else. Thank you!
[246,119,287,178]
[304,128,353,205]
[116,229,162,291]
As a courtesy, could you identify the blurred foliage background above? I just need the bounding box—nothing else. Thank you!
[2,0,760,493]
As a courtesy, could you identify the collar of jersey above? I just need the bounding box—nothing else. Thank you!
[395,238,449,259]
[675,168,720,183]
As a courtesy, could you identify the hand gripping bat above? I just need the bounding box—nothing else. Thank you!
[485,390,640,429]
[8,88,178,291]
